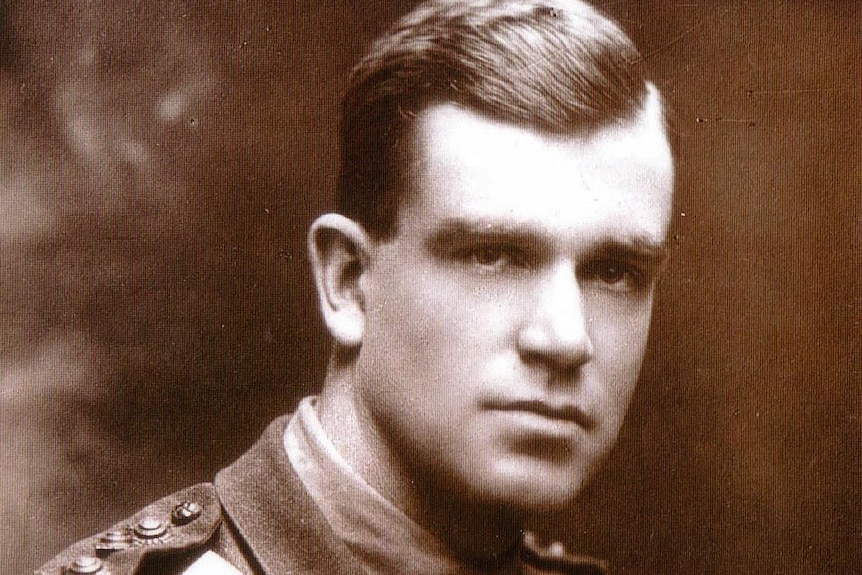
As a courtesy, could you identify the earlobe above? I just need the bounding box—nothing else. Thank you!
[308,213,372,349]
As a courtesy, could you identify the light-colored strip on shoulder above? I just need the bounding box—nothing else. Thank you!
[182,550,244,575]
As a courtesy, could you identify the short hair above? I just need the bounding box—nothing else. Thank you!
[337,0,652,240]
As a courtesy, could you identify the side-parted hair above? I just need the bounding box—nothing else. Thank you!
[338,0,652,239]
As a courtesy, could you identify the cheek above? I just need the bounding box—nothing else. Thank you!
[365,269,519,423]
[589,293,653,360]
[364,265,464,394]
[393,270,517,350]
[588,301,653,414]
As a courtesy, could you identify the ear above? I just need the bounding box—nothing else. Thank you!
[308,213,373,349]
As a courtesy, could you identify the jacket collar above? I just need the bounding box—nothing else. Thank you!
[213,414,608,575]
[214,415,363,575]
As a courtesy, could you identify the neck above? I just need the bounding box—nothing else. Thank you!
[317,366,524,567]
[407,462,525,569]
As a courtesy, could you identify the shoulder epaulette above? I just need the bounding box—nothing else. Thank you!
[35,483,221,575]
[520,531,609,575]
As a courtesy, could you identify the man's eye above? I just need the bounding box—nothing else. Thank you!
[457,244,526,272]
[583,260,645,293]
[473,246,506,266]
[596,263,627,284]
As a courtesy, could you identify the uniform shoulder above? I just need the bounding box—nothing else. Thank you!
[520,531,609,575]
[35,483,223,575]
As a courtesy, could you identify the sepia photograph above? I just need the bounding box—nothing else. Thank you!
[1,1,858,574]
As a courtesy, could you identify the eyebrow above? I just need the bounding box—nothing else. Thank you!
[592,234,669,268]
[425,218,668,266]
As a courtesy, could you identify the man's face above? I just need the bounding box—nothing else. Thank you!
[356,94,674,511]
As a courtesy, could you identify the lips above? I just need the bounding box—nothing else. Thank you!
[485,398,596,430]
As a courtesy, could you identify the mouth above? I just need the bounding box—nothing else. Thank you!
[486,399,596,431]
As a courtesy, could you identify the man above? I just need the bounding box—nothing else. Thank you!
[37,1,674,574]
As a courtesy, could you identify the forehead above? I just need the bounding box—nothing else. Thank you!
[402,92,675,244]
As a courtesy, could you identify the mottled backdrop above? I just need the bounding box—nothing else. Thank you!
[1,2,858,574]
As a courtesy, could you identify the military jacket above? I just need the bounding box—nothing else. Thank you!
[36,415,608,575]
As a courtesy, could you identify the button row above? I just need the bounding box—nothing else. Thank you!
[67,500,202,574]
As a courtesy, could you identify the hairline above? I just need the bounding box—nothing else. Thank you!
[379,81,670,242]
[337,0,663,241]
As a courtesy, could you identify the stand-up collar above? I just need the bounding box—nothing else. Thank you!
[284,398,517,575]
[214,415,363,575]
[214,412,608,575]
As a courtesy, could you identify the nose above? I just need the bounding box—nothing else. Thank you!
[517,262,594,372]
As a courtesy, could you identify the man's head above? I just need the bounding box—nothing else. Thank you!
[309,0,674,523]
[337,0,652,240]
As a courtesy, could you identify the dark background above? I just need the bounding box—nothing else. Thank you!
[1,1,858,573]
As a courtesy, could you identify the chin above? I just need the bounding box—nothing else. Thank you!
[468,460,592,513]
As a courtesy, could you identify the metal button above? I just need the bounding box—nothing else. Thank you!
[134,517,167,539]
[68,556,103,574]
[95,529,133,554]
[101,530,129,542]
[171,501,202,525]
